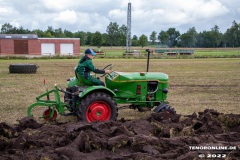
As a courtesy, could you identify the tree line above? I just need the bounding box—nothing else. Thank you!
[1,20,240,48]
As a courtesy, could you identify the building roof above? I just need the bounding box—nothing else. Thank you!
[0,34,38,39]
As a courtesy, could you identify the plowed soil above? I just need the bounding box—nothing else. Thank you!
[0,109,239,160]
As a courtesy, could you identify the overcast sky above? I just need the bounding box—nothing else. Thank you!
[0,0,239,37]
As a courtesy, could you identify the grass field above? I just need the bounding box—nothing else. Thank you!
[0,47,240,59]
[79,46,240,58]
[0,58,239,124]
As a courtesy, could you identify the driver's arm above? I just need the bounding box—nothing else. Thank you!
[87,60,105,74]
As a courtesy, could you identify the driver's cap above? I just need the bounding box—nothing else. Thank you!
[85,48,96,56]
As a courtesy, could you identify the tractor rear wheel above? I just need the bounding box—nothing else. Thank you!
[77,92,118,122]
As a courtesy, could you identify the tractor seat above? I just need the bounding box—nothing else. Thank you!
[75,71,93,86]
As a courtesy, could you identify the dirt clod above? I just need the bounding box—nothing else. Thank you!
[0,109,239,160]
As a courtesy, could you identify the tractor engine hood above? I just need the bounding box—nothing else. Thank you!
[108,72,168,83]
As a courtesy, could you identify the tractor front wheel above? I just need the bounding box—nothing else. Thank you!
[77,92,118,122]
[158,105,176,115]
[158,105,176,120]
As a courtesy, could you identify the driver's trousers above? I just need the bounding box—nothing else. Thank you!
[87,75,105,86]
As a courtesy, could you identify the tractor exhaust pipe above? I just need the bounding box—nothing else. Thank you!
[146,49,151,72]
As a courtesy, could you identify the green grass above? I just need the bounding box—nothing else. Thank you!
[1,47,240,59]
[0,58,239,124]
[195,50,240,56]
[80,46,240,58]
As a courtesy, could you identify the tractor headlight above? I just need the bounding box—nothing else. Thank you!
[162,88,168,94]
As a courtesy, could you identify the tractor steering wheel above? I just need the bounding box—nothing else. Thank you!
[98,64,113,78]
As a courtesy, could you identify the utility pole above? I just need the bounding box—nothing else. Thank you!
[126,2,131,53]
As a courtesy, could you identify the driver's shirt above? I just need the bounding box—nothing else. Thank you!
[76,55,105,80]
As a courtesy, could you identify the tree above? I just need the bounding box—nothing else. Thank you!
[44,31,54,38]
[132,35,139,46]
[1,23,17,33]
[46,26,55,37]
[91,31,103,48]
[195,27,224,48]
[74,31,86,45]
[85,32,93,45]
[17,26,31,34]
[150,31,157,44]
[54,28,64,38]
[179,33,192,47]
[118,25,127,46]
[158,31,169,46]
[32,29,45,37]
[101,33,110,46]
[211,25,222,47]
[179,27,197,47]
[106,22,119,46]
[197,31,215,48]
[139,34,148,48]
[187,27,198,47]
[224,21,240,47]
[3,21,240,48]
[132,35,138,41]
[166,28,180,47]
[64,29,73,38]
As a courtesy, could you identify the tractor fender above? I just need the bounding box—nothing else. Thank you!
[153,102,168,113]
[78,86,116,98]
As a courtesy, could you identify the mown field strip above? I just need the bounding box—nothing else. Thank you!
[0,58,239,124]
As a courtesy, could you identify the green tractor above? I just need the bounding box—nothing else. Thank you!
[28,49,176,122]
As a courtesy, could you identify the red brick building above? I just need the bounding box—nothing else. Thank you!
[0,34,80,56]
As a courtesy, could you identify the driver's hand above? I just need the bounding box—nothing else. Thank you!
[105,70,111,74]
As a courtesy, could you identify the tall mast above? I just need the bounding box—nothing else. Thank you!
[126,2,131,53]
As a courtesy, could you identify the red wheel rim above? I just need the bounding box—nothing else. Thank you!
[86,101,111,122]
[43,109,57,121]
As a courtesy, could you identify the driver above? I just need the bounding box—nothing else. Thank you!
[76,48,110,86]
